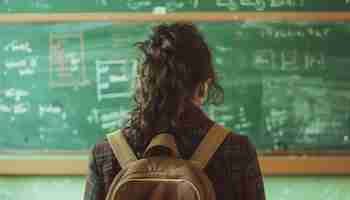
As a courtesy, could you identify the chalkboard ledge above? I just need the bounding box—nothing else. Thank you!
[1,152,350,176]
[0,151,88,176]
[260,155,350,176]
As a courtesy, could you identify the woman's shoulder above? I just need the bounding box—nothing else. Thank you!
[89,128,139,164]
[225,132,255,149]
[216,130,258,162]
[88,129,136,177]
[89,135,114,165]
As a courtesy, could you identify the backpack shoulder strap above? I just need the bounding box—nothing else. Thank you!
[107,130,137,169]
[190,124,231,170]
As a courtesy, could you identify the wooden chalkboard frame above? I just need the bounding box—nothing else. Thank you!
[1,12,350,175]
[1,12,350,23]
[1,152,350,175]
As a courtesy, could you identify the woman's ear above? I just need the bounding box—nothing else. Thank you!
[199,80,210,99]
[198,83,206,97]
[192,83,203,106]
[192,81,209,106]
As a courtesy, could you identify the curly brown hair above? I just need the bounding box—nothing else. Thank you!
[127,22,224,144]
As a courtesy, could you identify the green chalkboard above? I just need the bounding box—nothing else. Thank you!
[0,22,350,151]
[1,0,350,13]
[0,22,152,150]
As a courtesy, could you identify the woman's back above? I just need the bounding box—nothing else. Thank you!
[84,101,265,200]
[83,22,265,200]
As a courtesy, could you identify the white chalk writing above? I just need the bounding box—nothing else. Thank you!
[87,108,99,124]
[96,0,107,6]
[270,0,304,8]
[38,104,67,121]
[0,102,30,115]
[0,104,11,113]
[33,0,50,9]
[87,106,128,130]
[127,1,151,10]
[13,103,29,114]
[254,49,325,72]
[96,59,136,101]
[5,56,38,71]
[208,105,233,126]
[260,27,331,39]
[153,6,167,14]
[3,40,32,53]
[39,104,62,116]
[216,0,239,10]
[3,88,30,102]
[240,0,266,10]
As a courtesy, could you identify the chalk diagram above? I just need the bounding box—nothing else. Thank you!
[85,59,137,131]
[95,59,137,102]
[49,32,90,88]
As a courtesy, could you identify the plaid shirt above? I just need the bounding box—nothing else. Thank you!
[83,102,265,200]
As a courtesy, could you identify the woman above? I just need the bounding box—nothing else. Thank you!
[83,22,265,200]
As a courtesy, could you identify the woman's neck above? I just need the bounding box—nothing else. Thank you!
[191,97,203,108]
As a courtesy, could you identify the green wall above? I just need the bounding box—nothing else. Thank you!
[1,2,350,200]
[1,176,350,200]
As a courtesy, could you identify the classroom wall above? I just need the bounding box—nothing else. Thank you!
[1,176,350,200]
[1,2,350,200]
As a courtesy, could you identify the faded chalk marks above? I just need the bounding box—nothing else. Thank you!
[95,59,136,102]
[87,106,129,131]
[49,32,89,88]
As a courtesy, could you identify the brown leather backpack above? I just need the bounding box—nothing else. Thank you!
[105,124,230,200]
